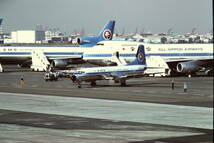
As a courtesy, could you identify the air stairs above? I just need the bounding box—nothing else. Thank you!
[0,63,3,72]
[145,56,169,77]
[30,50,50,71]
[111,51,127,66]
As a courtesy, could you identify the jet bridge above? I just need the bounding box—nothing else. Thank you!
[30,50,50,71]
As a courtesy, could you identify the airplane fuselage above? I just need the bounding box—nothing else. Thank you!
[84,41,213,63]
[0,45,88,64]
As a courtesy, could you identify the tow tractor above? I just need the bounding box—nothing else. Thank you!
[44,72,59,81]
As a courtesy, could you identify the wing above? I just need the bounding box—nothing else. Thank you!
[110,72,128,80]
[76,73,109,82]
[48,55,83,60]
[75,72,129,82]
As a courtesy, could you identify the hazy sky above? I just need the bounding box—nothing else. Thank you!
[0,0,213,35]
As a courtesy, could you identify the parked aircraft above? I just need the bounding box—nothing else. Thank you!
[68,45,165,88]
[83,41,213,76]
[0,20,115,72]
[76,20,115,46]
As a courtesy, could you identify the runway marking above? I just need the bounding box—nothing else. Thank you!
[0,92,213,129]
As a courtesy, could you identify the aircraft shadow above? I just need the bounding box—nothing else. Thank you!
[84,82,171,88]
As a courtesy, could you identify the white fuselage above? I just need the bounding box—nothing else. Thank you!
[0,45,89,64]
[84,41,213,63]
[76,65,145,75]
[73,64,146,82]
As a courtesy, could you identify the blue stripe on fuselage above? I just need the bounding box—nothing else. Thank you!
[0,52,31,55]
[77,69,145,77]
[44,52,83,55]
[0,52,212,57]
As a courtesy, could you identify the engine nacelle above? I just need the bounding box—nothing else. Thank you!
[52,60,67,69]
[77,37,92,45]
[176,61,199,73]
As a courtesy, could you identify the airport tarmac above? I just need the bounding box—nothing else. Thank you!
[0,71,213,143]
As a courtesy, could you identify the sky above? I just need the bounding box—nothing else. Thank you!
[0,0,213,35]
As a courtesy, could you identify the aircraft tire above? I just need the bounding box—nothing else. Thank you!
[120,80,127,86]
[91,81,96,87]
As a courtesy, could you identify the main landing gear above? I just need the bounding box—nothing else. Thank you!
[77,81,96,88]
[90,81,96,87]
[120,80,127,86]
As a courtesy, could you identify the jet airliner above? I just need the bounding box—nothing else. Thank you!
[0,20,115,72]
[83,41,213,76]
[70,45,148,88]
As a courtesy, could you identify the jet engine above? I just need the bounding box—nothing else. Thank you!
[77,37,93,45]
[52,60,68,69]
[176,61,199,73]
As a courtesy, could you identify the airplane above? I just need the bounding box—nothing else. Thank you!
[82,40,213,76]
[0,20,115,72]
[0,19,212,76]
[76,20,115,46]
[68,45,164,88]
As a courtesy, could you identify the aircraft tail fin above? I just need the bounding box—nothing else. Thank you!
[97,20,115,41]
[77,20,115,45]
[127,45,146,65]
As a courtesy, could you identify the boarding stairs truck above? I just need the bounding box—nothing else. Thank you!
[111,51,127,66]
[30,50,50,71]
[0,63,3,72]
[144,56,169,77]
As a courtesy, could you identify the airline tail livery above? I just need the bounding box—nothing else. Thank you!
[77,20,115,46]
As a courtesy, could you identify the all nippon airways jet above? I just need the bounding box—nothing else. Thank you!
[83,41,213,76]
[0,20,115,72]
[76,20,115,46]
[70,45,151,88]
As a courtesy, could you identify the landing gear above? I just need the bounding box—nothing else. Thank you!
[120,80,127,86]
[90,81,96,87]
[205,69,213,76]
[77,82,82,88]
[187,72,196,77]
[168,69,179,77]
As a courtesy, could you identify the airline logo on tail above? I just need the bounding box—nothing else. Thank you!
[138,52,145,63]
[103,29,112,40]
[77,20,115,46]
[127,45,146,66]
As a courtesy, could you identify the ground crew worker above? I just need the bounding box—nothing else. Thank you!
[184,82,187,92]
[171,80,174,90]
[19,77,24,88]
